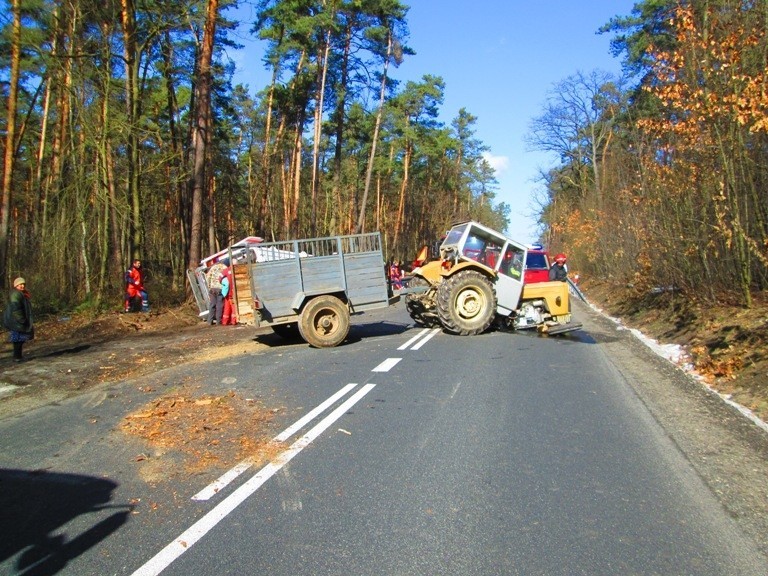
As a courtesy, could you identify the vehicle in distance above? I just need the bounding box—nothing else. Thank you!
[524,243,550,283]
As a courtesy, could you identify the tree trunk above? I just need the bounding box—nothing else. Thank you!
[96,22,123,292]
[120,0,142,260]
[393,140,411,251]
[289,122,303,237]
[161,30,186,277]
[258,57,280,238]
[43,4,74,248]
[33,74,52,238]
[310,28,332,236]
[187,0,219,270]
[333,20,352,228]
[356,29,392,234]
[0,0,21,283]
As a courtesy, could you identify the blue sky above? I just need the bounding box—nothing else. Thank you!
[230,1,637,242]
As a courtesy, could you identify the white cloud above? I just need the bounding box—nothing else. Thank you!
[482,152,510,174]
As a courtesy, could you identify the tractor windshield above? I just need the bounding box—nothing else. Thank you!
[460,225,504,267]
[443,224,467,247]
[441,222,519,271]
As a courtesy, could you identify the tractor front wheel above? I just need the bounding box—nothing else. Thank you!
[436,270,496,335]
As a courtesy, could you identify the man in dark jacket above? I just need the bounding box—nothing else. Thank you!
[3,277,34,362]
[549,253,568,282]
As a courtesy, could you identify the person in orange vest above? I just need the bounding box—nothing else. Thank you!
[124,259,149,312]
[220,266,236,325]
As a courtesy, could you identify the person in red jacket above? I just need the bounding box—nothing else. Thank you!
[124,259,149,312]
[389,260,403,290]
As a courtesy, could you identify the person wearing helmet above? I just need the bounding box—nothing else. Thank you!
[549,253,568,282]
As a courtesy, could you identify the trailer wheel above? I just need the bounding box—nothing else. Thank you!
[405,276,439,327]
[271,322,301,340]
[299,295,350,348]
[436,270,496,335]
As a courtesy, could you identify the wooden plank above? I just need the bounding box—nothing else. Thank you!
[232,264,253,324]
[344,252,388,307]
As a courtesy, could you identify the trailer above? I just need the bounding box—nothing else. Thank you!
[188,232,396,347]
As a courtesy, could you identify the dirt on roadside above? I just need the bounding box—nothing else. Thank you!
[0,303,257,402]
[0,304,279,477]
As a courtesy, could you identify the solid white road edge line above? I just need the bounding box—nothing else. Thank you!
[131,383,377,576]
[192,383,359,501]
[410,328,441,350]
[372,357,401,372]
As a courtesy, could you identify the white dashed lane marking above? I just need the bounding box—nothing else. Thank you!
[372,357,402,372]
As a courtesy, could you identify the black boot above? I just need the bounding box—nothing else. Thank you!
[12,342,23,362]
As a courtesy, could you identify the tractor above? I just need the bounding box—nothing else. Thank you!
[405,221,581,336]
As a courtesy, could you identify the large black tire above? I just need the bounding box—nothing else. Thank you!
[436,270,497,335]
[405,276,439,327]
[298,295,350,348]
[271,322,301,340]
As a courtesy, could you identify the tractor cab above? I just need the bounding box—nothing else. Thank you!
[439,221,527,315]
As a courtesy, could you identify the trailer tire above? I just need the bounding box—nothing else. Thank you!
[436,270,496,335]
[299,295,350,348]
[271,322,301,340]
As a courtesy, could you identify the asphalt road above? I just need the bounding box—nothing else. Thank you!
[1,300,767,575]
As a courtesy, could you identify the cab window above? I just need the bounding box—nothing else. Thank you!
[499,244,524,279]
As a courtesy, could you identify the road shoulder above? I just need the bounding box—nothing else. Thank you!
[576,299,768,559]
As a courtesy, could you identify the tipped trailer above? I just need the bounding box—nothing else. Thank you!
[188,232,397,347]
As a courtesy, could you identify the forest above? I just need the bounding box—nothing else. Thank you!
[1,0,767,315]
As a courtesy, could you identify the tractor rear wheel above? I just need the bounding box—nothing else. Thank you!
[436,270,496,335]
[299,295,350,348]
[405,276,439,327]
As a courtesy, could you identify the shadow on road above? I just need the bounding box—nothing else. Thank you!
[39,344,93,358]
[349,320,411,340]
[0,468,133,575]
[253,320,412,348]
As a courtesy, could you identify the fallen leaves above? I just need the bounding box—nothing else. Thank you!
[691,343,744,383]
